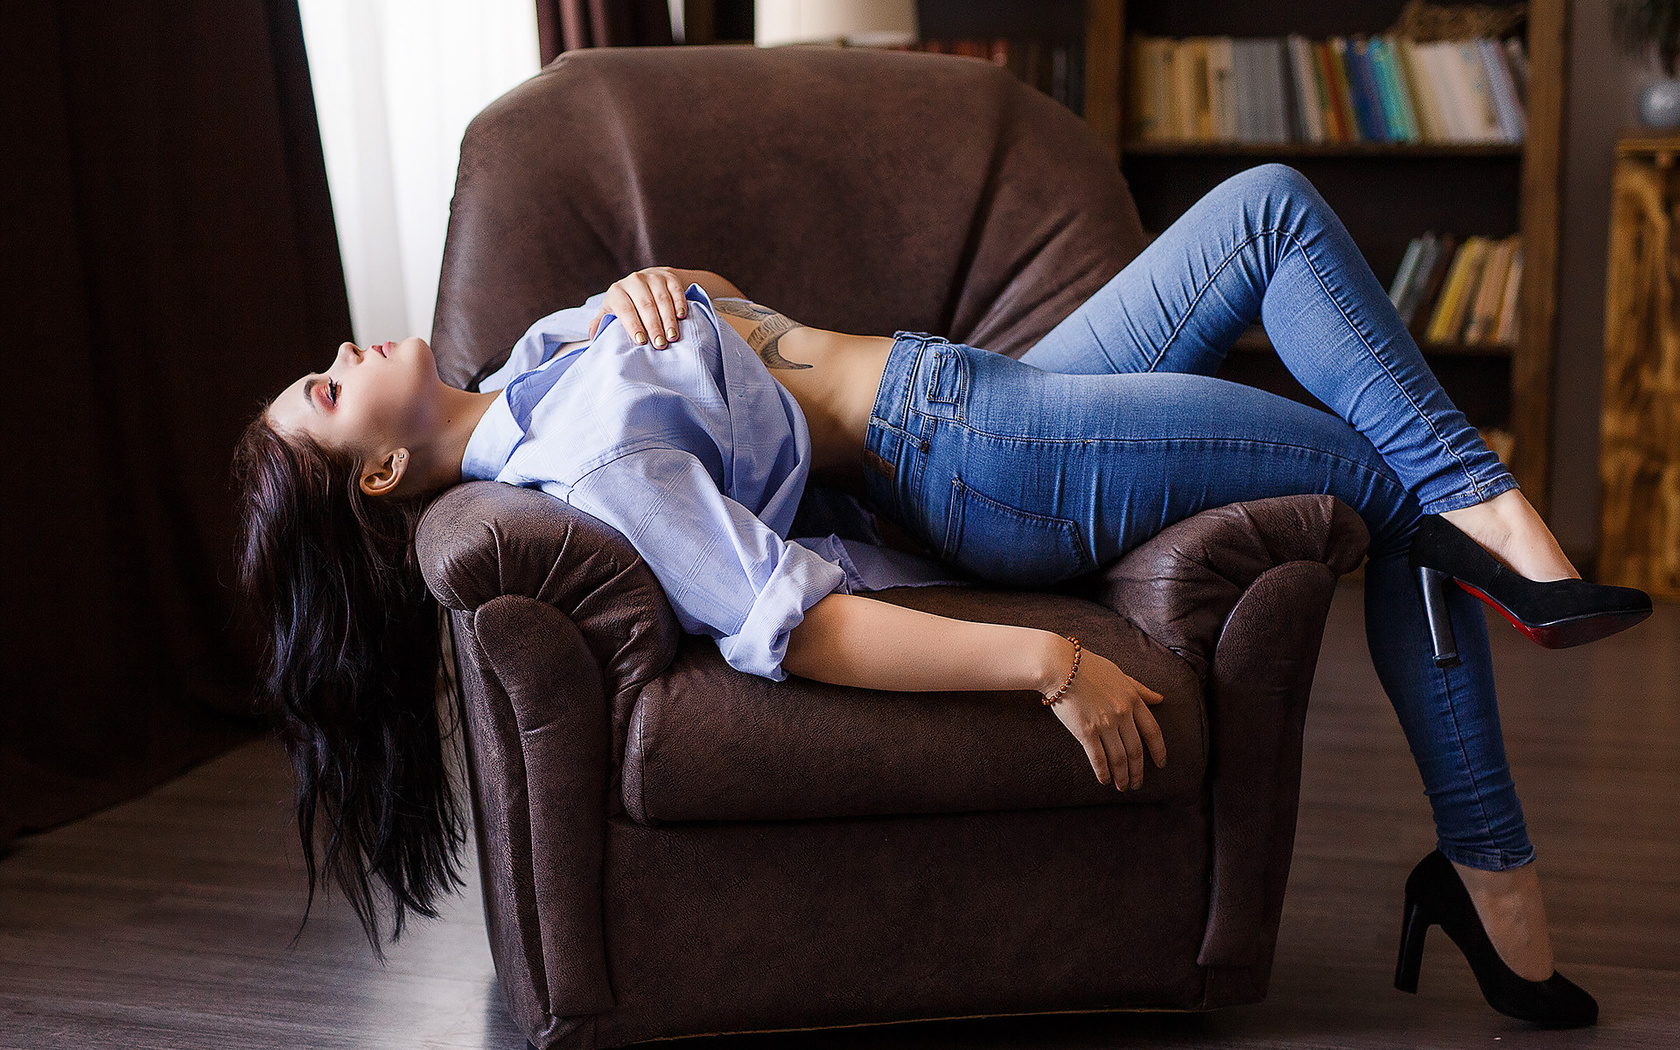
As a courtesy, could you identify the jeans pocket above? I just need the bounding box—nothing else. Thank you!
[941,474,1096,587]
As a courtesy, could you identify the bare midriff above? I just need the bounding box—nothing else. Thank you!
[714,314,895,504]
[559,315,898,504]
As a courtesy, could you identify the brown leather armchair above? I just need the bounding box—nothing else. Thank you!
[418,45,1370,1050]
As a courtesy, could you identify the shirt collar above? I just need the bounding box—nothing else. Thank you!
[460,388,523,481]
[459,283,721,481]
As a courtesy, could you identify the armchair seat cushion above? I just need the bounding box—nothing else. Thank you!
[621,583,1209,825]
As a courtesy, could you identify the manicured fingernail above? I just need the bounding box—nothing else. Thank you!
[653,336,665,348]
[667,327,677,339]
[635,332,647,344]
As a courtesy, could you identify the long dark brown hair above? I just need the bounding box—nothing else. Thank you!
[231,409,466,961]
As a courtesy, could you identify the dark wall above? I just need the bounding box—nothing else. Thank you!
[1,0,351,842]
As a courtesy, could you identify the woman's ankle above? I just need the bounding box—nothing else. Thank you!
[1451,858,1557,982]
[1439,490,1580,582]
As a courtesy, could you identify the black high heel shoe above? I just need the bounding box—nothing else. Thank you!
[1408,513,1652,667]
[1395,850,1598,1028]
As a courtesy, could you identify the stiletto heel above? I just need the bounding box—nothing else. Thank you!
[1408,514,1652,650]
[1415,565,1460,668]
[1394,850,1598,1028]
[1394,897,1429,993]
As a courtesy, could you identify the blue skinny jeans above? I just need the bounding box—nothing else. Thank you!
[860,163,1532,872]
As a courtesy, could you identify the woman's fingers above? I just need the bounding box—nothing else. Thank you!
[1078,732,1113,787]
[624,281,664,347]
[1098,724,1130,791]
[1117,717,1147,790]
[598,268,691,346]
[641,279,680,346]
[664,271,688,323]
[1138,702,1168,768]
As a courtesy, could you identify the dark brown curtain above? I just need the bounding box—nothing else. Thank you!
[0,1,352,844]
[535,0,674,65]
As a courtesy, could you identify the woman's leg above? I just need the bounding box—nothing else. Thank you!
[985,163,1561,976]
[1019,163,1576,584]
[1020,163,1510,513]
[924,344,1557,979]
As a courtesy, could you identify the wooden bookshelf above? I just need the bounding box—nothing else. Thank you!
[686,1,1123,154]
[1112,0,1567,516]
[1122,140,1524,158]
[686,0,1566,512]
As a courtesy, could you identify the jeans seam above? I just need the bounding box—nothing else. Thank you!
[1276,228,1489,504]
[1436,663,1505,861]
[1151,222,1491,507]
[948,419,1406,487]
[1149,225,1278,372]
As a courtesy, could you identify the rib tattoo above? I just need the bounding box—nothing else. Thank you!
[714,298,812,370]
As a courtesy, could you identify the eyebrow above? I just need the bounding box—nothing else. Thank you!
[303,376,322,413]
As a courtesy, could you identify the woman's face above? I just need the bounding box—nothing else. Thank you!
[267,337,441,466]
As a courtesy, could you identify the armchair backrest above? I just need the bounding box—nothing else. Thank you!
[431,43,1147,389]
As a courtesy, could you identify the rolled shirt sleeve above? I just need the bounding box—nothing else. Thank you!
[565,447,848,681]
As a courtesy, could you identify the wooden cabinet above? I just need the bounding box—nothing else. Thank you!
[1599,136,1680,599]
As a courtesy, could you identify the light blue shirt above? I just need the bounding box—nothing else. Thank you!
[462,283,976,681]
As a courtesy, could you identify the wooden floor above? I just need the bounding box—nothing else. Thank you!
[3,583,1677,1049]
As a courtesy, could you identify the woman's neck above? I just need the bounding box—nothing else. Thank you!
[405,384,503,497]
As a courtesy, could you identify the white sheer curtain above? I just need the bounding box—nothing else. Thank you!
[297,0,541,347]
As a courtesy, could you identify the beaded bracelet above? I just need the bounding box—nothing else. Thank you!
[1041,635,1082,706]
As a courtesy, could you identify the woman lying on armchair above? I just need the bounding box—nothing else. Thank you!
[232,163,1649,1029]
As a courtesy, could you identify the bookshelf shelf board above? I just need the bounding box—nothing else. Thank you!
[1121,140,1525,158]
[1230,329,1514,357]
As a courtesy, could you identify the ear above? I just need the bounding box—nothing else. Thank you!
[359,447,409,498]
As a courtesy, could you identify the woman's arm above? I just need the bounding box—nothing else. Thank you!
[783,591,1065,694]
[784,591,1169,791]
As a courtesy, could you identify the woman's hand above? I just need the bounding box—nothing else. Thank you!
[1044,645,1167,791]
[589,266,690,346]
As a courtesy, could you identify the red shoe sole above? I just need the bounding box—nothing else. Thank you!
[1455,580,1652,648]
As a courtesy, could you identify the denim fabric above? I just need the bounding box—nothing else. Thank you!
[860,163,1533,872]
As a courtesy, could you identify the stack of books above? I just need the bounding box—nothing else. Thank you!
[1125,34,1528,144]
[1389,232,1523,347]
[892,38,1085,114]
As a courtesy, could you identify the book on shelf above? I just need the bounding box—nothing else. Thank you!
[1463,236,1516,344]
[1386,231,1521,347]
[1394,231,1458,329]
[1491,243,1523,345]
[899,37,1084,113]
[1427,235,1489,342]
[1125,32,1528,145]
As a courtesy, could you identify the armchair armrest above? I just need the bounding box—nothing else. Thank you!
[1069,494,1370,1002]
[415,481,688,1040]
[1071,494,1369,683]
[418,480,683,750]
